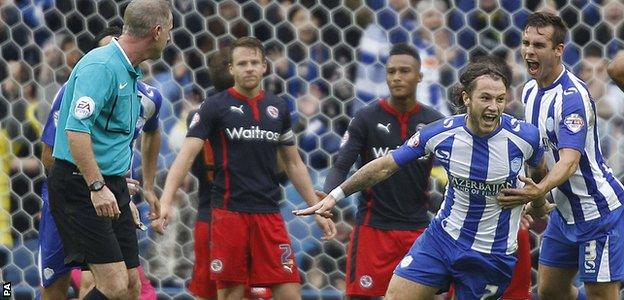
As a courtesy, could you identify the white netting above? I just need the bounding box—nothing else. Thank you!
[2,0,624,299]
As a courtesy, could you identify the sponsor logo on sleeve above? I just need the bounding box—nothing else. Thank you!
[564,113,585,133]
[73,96,95,119]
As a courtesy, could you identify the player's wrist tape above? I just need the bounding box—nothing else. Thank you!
[329,187,345,201]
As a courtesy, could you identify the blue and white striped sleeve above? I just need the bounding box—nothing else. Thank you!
[142,86,162,132]
[558,89,589,153]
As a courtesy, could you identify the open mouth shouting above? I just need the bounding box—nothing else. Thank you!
[482,113,499,127]
[526,59,539,76]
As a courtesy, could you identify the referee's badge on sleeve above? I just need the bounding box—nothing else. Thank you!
[74,96,95,119]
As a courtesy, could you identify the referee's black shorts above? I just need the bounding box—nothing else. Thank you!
[47,159,139,269]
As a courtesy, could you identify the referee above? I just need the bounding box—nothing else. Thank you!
[47,1,172,299]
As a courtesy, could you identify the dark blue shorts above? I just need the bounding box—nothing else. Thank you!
[394,225,515,299]
[540,208,624,283]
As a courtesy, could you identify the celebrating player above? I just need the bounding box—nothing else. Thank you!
[499,12,624,300]
[295,59,550,299]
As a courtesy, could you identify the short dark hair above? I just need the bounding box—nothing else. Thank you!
[208,47,234,92]
[229,37,265,63]
[524,12,567,48]
[451,57,510,113]
[92,26,122,50]
[388,43,421,63]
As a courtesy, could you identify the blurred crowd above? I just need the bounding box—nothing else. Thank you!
[2,0,624,296]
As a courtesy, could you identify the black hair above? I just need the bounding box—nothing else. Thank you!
[389,43,421,63]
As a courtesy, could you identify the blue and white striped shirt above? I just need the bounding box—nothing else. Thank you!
[392,114,543,255]
[523,67,624,225]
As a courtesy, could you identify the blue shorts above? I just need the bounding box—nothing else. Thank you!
[38,182,80,287]
[394,225,515,300]
[540,208,624,283]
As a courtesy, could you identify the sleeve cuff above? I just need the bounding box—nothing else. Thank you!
[64,127,91,134]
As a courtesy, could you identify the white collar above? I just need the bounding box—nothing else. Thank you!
[111,38,133,66]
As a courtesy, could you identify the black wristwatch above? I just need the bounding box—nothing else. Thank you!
[89,180,106,192]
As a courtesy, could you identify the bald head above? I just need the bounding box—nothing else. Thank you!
[123,0,172,37]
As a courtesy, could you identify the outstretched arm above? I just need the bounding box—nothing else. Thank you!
[293,155,400,216]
